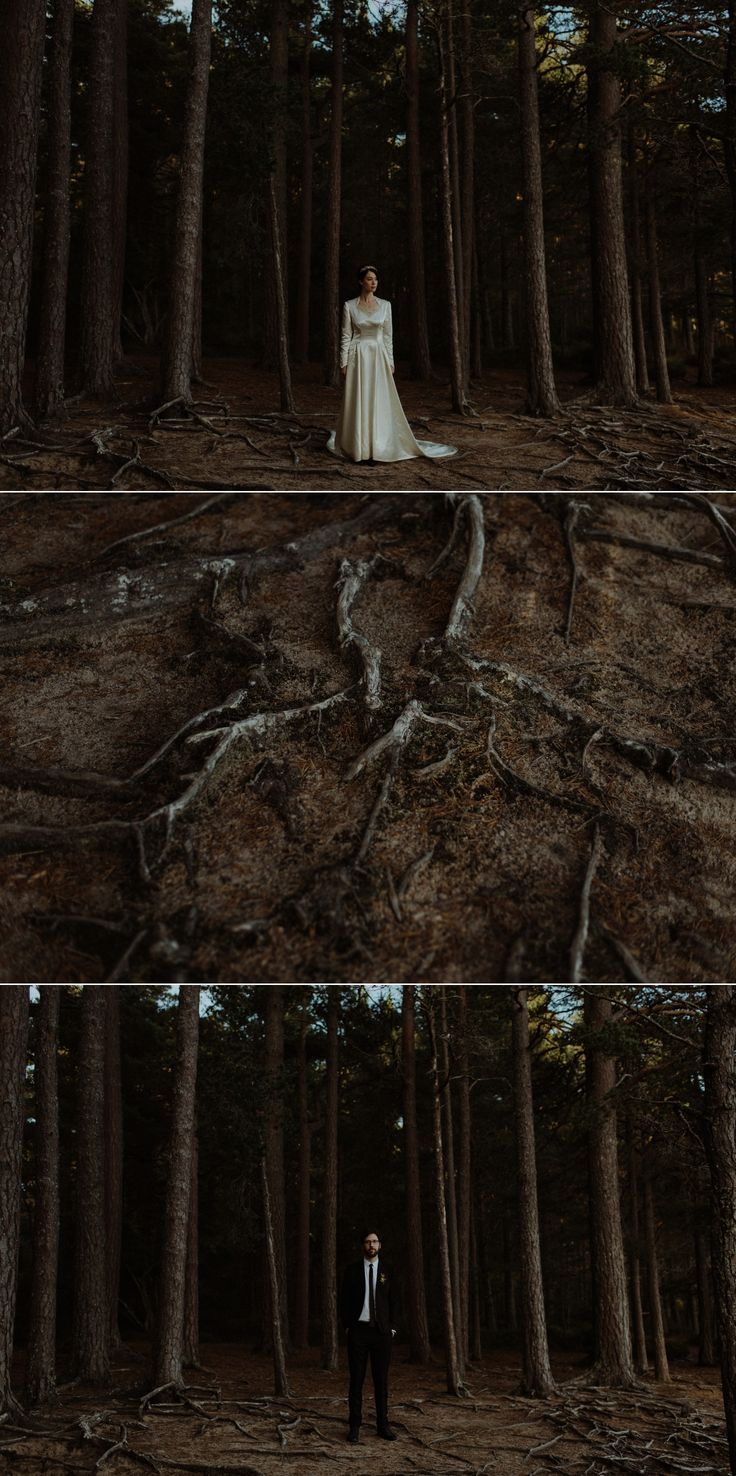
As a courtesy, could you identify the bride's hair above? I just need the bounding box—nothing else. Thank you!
[357,264,378,281]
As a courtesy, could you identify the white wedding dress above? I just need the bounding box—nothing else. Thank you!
[327,298,457,462]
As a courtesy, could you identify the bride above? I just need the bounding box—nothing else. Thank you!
[327,266,457,463]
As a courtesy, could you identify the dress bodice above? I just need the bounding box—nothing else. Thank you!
[340,298,394,367]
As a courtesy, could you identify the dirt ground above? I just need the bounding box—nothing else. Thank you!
[3,359,736,492]
[1,492,735,984]
[1,1343,730,1475]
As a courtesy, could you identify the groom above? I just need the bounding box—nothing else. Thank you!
[339,1229,399,1443]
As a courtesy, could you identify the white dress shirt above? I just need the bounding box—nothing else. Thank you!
[359,1257,379,1322]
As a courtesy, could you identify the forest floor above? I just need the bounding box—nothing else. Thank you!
[1,491,735,983]
[1,1344,730,1476]
[4,359,736,492]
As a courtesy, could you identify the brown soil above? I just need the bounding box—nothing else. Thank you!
[1,1343,729,1475]
[1,492,735,984]
[3,358,736,491]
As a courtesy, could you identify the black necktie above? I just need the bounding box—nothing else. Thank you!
[369,1263,376,1325]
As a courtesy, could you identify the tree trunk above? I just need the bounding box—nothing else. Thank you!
[584,989,635,1386]
[510,988,555,1396]
[104,986,123,1353]
[0,988,29,1415]
[191,204,203,382]
[321,990,339,1371]
[643,1167,670,1382]
[265,0,289,369]
[704,986,736,1470]
[183,1109,199,1368]
[262,1158,291,1396]
[439,990,465,1374]
[424,990,464,1396]
[268,175,295,411]
[626,114,650,395]
[80,0,118,396]
[264,986,289,1350]
[293,992,312,1349]
[694,1219,717,1365]
[295,3,313,366]
[724,6,736,342]
[446,0,465,379]
[459,0,475,381]
[456,987,472,1365]
[26,988,61,1407]
[469,1204,483,1361]
[160,0,212,404]
[323,0,344,386]
[518,7,560,415]
[73,987,109,1383]
[406,0,432,378]
[437,23,467,413]
[111,0,128,364]
[401,986,431,1363]
[503,1211,517,1331]
[155,985,200,1387]
[587,5,638,405]
[626,1120,648,1375]
[35,0,75,421]
[692,134,713,389]
[0,0,46,432]
[644,181,672,403]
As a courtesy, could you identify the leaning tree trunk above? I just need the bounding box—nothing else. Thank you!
[626,1116,648,1375]
[704,985,736,1471]
[406,0,432,378]
[183,1108,199,1368]
[80,0,118,397]
[643,1164,670,1382]
[160,0,212,404]
[644,179,672,404]
[293,992,312,1349]
[586,4,638,405]
[321,989,339,1371]
[35,0,75,421]
[155,985,200,1387]
[323,0,344,386]
[511,987,555,1396]
[104,986,123,1353]
[295,3,314,366]
[437,20,467,413]
[584,988,635,1386]
[402,986,431,1362]
[424,990,464,1396]
[518,6,560,416]
[0,0,46,433]
[263,986,289,1350]
[26,988,61,1407]
[0,988,30,1416]
[73,986,109,1384]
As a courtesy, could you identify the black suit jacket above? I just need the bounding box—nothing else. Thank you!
[339,1260,399,1336]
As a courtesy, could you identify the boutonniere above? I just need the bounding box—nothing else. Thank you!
[379,1273,387,1285]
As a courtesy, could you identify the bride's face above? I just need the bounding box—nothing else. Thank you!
[361,271,378,293]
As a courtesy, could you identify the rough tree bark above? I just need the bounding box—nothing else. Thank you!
[587,4,638,405]
[445,0,465,380]
[35,0,75,421]
[626,117,650,396]
[437,18,468,413]
[323,0,344,387]
[104,986,123,1353]
[183,1108,199,1368]
[265,0,289,369]
[406,0,432,378]
[26,988,61,1406]
[321,989,339,1371]
[73,986,110,1383]
[402,985,431,1363]
[584,988,635,1386]
[643,1164,670,1382]
[264,986,289,1349]
[644,179,672,404]
[0,988,30,1416]
[0,0,46,432]
[439,989,465,1374]
[518,6,560,416]
[459,0,475,380]
[626,1117,648,1375]
[724,6,736,341]
[293,991,312,1348]
[704,985,736,1471]
[268,175,295,412]
[424,989,464,1397]
[295,2,314,366]
[155,985,200,1387]
[456,987,472,1365]
[262,1157,291,1397]
[510,987,555,1396]
[111,0,129,364]
[80,0,118,397]
[160,0,212,404]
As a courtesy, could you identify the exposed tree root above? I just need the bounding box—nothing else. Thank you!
[569,825,604,982]
[335,556,383,711]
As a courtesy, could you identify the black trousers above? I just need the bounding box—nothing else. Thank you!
[347,1323,392,1429]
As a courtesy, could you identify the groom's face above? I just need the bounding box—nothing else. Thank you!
[363,1234,380,1259]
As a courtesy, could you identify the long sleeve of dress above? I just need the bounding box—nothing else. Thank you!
[384,301,394,369]
[339,302,352,368]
